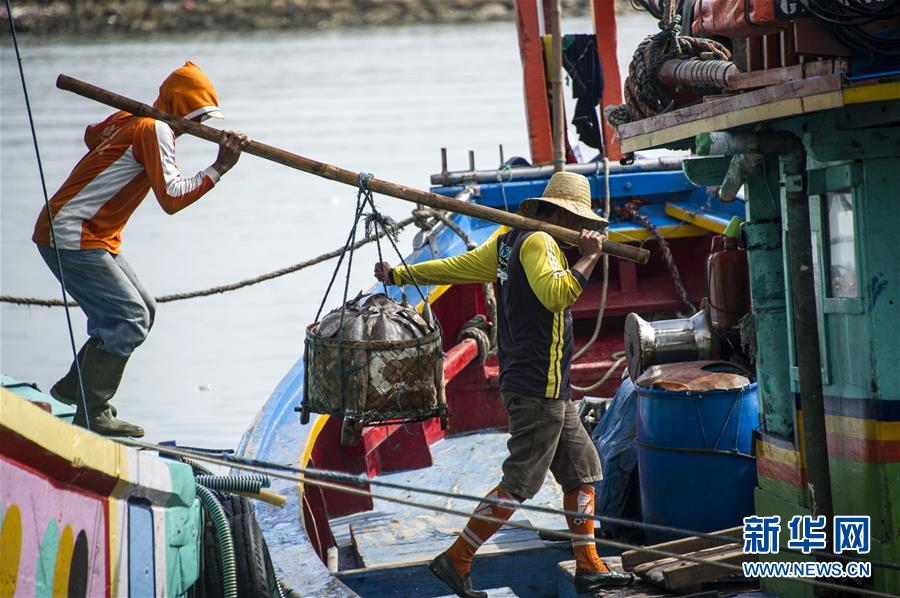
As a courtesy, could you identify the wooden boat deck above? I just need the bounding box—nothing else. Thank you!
[330,430,570,565]
[330,430,585,596]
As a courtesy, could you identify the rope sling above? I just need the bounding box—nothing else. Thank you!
[301,175,448,444]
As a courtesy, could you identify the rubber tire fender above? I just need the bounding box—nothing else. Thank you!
[199,493,279,597]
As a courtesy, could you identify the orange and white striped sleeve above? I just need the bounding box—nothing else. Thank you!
[133,119,219,214]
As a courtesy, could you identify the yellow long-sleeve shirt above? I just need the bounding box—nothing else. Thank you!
[393,230,586,399]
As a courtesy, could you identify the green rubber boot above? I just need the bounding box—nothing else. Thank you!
[69,339,143,438]
[50,339,117,417]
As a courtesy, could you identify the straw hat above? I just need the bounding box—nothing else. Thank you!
[518,171,607,230]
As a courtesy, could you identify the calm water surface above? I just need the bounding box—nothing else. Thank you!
[1,15,655,447]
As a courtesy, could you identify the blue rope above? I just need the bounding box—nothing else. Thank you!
[5,0,91,430]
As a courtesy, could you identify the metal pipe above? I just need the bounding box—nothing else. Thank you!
[695,131,802,157]
[443,338,479,383]
[430,156,686,185]
[658,59,738,90]
[550,0,565,172]
[720,153,763,203]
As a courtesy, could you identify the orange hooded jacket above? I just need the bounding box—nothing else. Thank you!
[33,61,224,253]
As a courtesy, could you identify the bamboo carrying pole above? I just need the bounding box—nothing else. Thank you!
[56,74,649,264]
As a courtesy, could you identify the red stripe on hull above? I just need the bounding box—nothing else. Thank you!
[826,434,900,464]
[0,425,120,495]
[757,456,806,488]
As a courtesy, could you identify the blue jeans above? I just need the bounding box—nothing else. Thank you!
[37,245,156,357]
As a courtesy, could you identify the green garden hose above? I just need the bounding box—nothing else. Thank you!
[196,485,237,598]
[195,474,270,494]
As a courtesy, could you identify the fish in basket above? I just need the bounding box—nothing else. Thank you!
[301,293,447,445]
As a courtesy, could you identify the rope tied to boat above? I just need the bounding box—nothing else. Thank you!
[1,214,422,307]
[456,314,493,361]
[604,0,730,127]
[615,200,696,314]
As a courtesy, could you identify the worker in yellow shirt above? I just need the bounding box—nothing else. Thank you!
[375,172,633,597]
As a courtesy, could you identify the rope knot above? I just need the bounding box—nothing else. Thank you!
[357,172,374,192]
[412,205,435,231]
[365,212,400,242]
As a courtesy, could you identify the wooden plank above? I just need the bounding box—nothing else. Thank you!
[619,74,842,139]
[620,89,843,153]
[660,548,752,590]
[727,64,804,91]
[746,37,763,72]
[351,515,546,569]
[337,544,572,598]
[620,526,742,571]
[806,58,845,78]
[726,59,842,95]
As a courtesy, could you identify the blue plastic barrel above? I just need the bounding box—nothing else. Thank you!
[636,381,759,543]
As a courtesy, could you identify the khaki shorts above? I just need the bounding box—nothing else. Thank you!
[499,391,602,500]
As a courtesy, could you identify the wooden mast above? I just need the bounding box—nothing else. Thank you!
[514,0,553,164]
[592,0,625,160]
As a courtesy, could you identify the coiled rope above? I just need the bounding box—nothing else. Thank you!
[117,439,900,595]
[605,0,730,127]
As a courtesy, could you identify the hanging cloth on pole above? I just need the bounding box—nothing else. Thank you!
[562,34,606,153]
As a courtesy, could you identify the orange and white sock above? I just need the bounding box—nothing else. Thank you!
[445,485,516,578]
[564,485,609,573]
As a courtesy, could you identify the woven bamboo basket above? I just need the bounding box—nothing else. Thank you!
[302,323,446,444]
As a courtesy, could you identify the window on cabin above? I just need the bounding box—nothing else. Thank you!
[825,191,858,298]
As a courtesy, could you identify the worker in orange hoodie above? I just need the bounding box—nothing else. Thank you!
[33,61,248,437]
